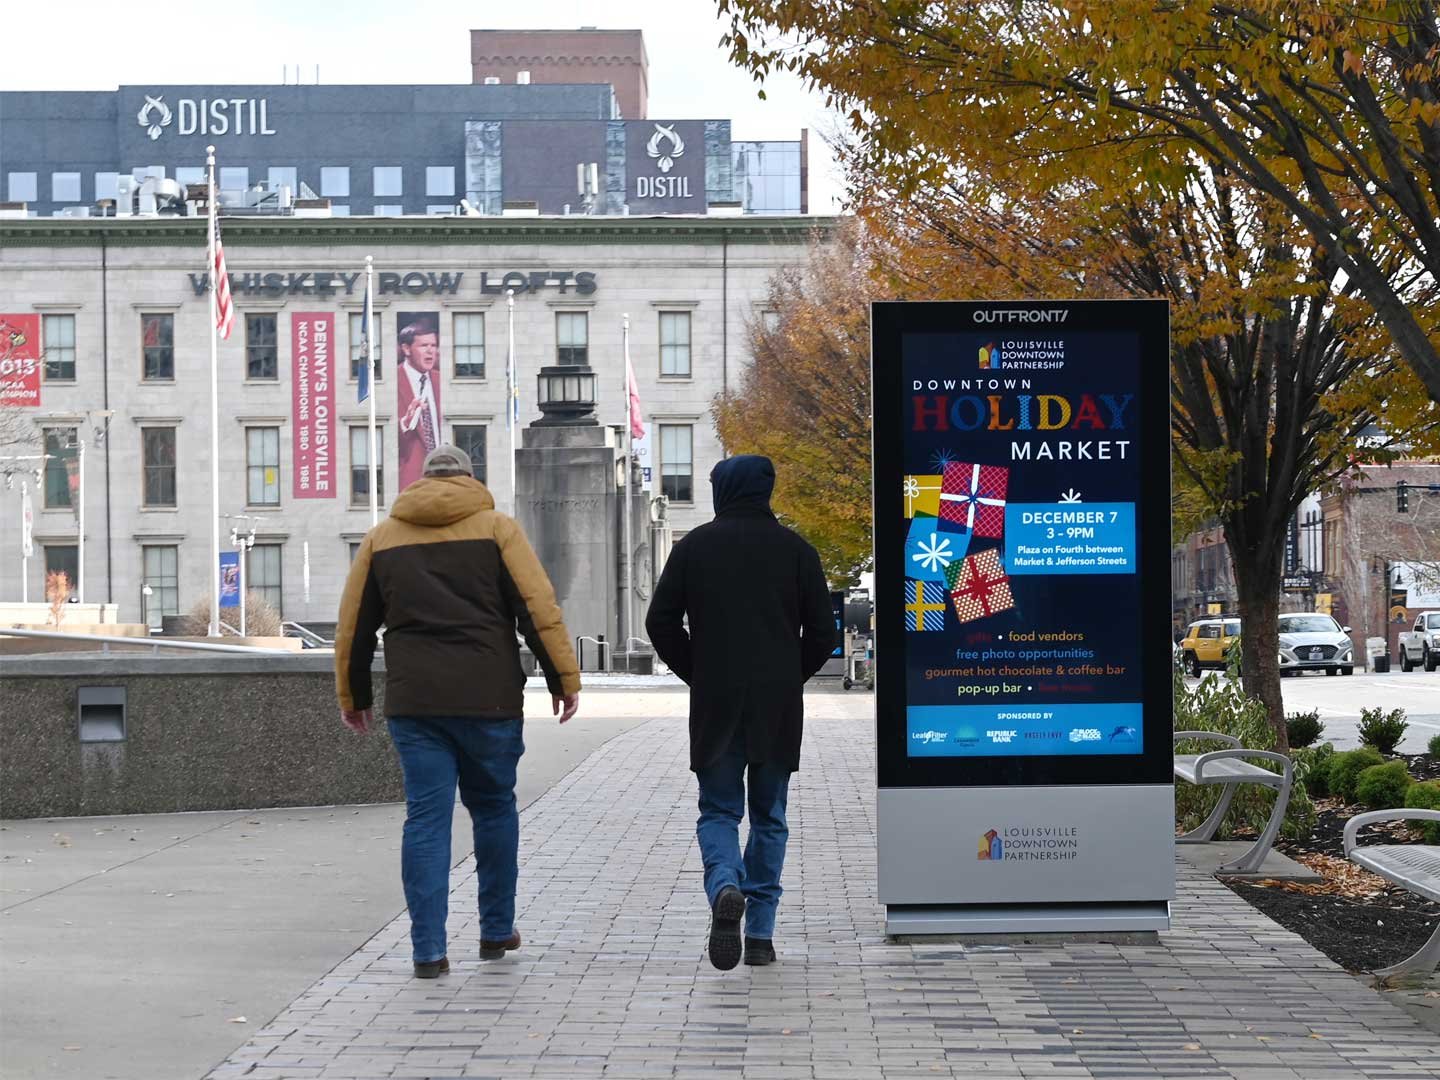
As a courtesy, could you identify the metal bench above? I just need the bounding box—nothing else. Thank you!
[1343,809,1440,976]
[1173,731,1293,874]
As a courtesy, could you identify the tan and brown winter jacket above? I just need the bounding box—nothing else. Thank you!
[334,475,580,717]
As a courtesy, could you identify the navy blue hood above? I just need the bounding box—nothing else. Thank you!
[710,455,775,514]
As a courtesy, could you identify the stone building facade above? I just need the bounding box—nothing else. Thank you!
[0,213,832,628]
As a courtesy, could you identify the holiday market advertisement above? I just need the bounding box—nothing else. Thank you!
[900,325,1146,759]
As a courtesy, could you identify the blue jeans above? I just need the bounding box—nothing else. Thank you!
[695,735,792,940]
[388,716,524,963]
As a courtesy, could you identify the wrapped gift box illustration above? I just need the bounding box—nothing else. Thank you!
[905,516,969,582]
[939,462,1009,538]
[946,548,1014,623]
[904,580,948,631]
[902,474,942,518]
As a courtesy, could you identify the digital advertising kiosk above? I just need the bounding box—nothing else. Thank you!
[872,300,1174,936]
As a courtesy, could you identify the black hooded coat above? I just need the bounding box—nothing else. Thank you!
[646,455,836,772]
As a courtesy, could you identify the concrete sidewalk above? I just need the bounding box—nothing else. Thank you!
[206,696,1439,1080]
[0,691,669,1080]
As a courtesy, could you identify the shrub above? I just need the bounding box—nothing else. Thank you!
[1354,761,1414,810]
[1286,710,1325,749]
[1428,733,1440,758]
[1403,781,1440,843]
[1295,743,1335,799]
[1327,747,1387,803]
[1172,665,1315,841]
[1357,707,1409,755]
[181,592,283,638]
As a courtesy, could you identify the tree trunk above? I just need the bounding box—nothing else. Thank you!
[1230,550,1288,752]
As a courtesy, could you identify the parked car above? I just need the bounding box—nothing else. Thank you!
[1398,610,1440,672]
[1179,617,1242,676]
[1277,612,1354,676]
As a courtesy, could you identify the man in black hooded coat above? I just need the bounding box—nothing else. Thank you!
[646,455,836,970]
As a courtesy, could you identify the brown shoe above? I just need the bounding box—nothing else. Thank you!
[413,956,449,979]
[479,930,522,961]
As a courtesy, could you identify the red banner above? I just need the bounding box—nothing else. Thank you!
[292,312,335,499]
[0,314,42,408]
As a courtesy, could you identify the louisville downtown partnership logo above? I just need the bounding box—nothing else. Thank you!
[978,341,999,369]
[977,825,1080,862]
[977,829,1004,860]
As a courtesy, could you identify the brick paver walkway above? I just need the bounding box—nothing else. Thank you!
[210,701,1440,1080]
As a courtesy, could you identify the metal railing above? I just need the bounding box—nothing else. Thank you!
[282,621,334,648]
[575,635,612,672]
[0,627,295,656]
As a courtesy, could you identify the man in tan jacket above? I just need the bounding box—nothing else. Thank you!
[335,444,580,978]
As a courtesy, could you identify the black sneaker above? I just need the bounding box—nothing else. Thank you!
[743,937,776,966]
[708,886,746,971]
[413,956,449,979]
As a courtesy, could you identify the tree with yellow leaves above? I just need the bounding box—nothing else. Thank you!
[720,0,1440,402]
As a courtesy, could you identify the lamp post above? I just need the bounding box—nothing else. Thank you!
[227,516,257,637]
[142,583,154,633]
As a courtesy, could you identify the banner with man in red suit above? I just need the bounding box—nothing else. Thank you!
[395,313,442,492]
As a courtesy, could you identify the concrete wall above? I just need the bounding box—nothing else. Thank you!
[0,654,401,819]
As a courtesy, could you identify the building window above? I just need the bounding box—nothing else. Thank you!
[348,542,361,563]
[220,167,249,191]
[51,172,81,202]
[659,311,691,377]
[43,314,76,380]
[246,427,281,506]
[373,204,403,217]
[175,166,205,188]
[373,167,403,197]
[761,310,781,335]
[95,172,120,202]
[267,166,297,192]
[142,545,180,622]
[141,312,174,380]
[349,311,382,380]
[452,425,488,482]
[142,427,177,507]
[556,311,588,366]
[245,313,278,380]
[42,427,76,509]
[659,424,694,504]
[248,543,283,615]
[8,172,37,202]
[44,544,78,599]
[321,167,349,197]
[131,166,164,183]
[350,426,384,507]
[426,166,455,197]
[454,313,485,378]
[330,206,350,216]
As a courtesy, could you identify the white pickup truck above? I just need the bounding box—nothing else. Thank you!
[1398,611,1440,672]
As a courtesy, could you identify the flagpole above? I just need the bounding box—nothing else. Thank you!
[506,289,516,516]
[207,145,221,638]
[621,312,634,663]
[366,256,378,528]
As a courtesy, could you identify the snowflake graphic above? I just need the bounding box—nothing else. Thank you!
[930,448,958,471]
[910,533,955,574]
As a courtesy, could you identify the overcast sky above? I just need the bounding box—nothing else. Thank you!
[1,0,844,213]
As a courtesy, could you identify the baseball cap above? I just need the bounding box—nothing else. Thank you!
[422,444,473,477]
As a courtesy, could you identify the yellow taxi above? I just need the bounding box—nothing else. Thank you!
[1179,617,1241,677]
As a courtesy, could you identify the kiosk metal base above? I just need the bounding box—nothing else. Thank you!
[885,901,1170,938]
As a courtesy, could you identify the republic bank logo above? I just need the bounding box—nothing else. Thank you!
[978,342,1000,369]
[137,95,173,141]
[977,829,1004,860]
[646,123,685,173]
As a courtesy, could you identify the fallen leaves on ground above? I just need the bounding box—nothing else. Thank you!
[1249,852,1390,900]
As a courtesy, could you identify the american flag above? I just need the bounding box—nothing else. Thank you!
[210,211,234,339]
